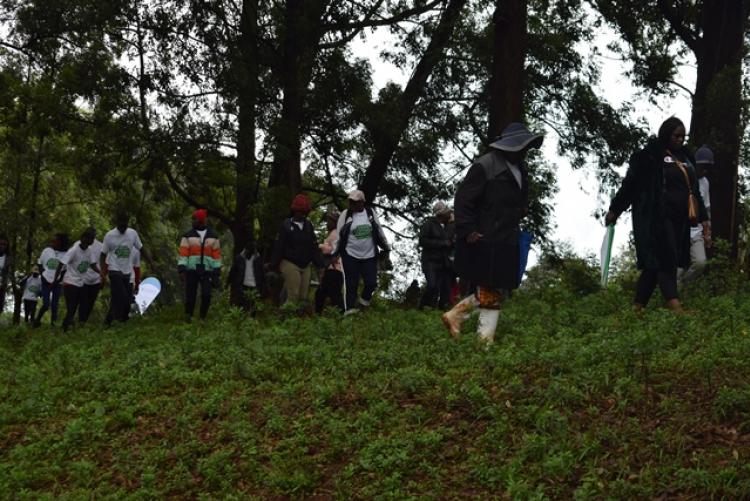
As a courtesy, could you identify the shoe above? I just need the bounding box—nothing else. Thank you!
[442,295,479,339]
[344,308,360,317]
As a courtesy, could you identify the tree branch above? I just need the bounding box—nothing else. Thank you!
[164,165,233,226]
[655,0,700,52]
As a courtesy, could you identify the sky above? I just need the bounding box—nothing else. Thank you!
[351,23,695,270]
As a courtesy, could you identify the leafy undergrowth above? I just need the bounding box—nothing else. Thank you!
[2,285,750,499]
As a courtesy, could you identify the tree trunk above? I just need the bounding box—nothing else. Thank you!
[358,0,469,203]
[688,0,745,255]
[230,0,260,305]
[26,134,45,270]
[488,0,527,139]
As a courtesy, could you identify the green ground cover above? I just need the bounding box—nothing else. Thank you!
[2,283,750,499]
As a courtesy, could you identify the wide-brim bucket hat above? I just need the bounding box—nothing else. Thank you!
[489,122,544,152]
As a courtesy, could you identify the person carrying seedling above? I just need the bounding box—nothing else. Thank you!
[442,122,543,344]
[21,265,42,323]
[605,117,709,313]
[178,209,221,322]
[101,213,144,326]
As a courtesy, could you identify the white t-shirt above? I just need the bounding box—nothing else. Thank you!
[243,254,257,287]
[344,210,376,259]
[23,275,42,301]
[691,177,711,240]
[38,247,66,283]
[197,229,207,243]
[129,248,141,285]
[0,255,5,272]
[83,240,103,285]
[102,228,143,275]
[62,243,98,287]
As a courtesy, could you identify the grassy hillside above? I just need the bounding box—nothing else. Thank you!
[2,282,750,498]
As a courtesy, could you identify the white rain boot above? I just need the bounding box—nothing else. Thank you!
[477,308,500,345]
[442,295,479,339]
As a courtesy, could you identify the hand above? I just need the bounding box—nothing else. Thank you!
[133,285,140,295]
[605,211,618,226]
[466,231,483,244]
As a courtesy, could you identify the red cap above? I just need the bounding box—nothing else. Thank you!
[193,209,208,223]
[290,194,311,213]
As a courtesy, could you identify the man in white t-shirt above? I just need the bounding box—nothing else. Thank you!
[333,190,390,314]
[34,233,69,327]
[101,213,143,326]
[56,229,100,331]
[79,234,103,324]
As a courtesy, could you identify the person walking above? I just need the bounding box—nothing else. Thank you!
[333,190,391,314]
[419,201,455,310]
[57,229,100,331]
[21,265,42,323]
[0,234,10,314]
[315,209,344,313]
[229,239,265,313]
[442,122,543,344]
[605,117,709,313]
[34,233,69,327]
[270,194,325,308]
[79,231,103,324]
[680,144,714,282]
[178,209,221,321]
[101,213,143,326]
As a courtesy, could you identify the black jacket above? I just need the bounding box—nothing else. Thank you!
[454,150,528,290]
[419,217,454,266]
[229,250,265,293]
[270,218,325,269]
[610,138,708,270]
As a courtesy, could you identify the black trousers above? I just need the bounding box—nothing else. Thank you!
[79,283,101,324]
[419,261,453,310]
[185,271,212,319]
[35,278,61,325]
[315,269,344,313]
[23,300,37,323]
[62,285,83,331]
[106,272,132,325]
[635,269,678,306]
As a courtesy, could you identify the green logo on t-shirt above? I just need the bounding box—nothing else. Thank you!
[28,285,40,294]
[114,246,131,259]
[77,261,91,273]
[352,224,372,240]
[46,258,59,270]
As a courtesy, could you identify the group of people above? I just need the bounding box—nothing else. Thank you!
[0,118,717,343]
[12,214,144,331]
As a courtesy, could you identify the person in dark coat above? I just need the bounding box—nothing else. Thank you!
[229,239,265,314]
[419,201,455,309]
[606,117,709,313]
[270,194,326,306]
[442,122,543,343]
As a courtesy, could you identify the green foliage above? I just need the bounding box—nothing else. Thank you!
[3,275,750,498]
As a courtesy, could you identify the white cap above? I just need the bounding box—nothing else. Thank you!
[348,190,365,202]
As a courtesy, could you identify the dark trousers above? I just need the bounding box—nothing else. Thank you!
[635,268,678,306]
[35,278,61,325]
[106,272,132,325]
[419,261,452,310]
[79,283,101,323]
[24,300,37,323]
[185,271,212,319]
[315,269,344,313]
[341,253,377,311]
[62,285,83,331]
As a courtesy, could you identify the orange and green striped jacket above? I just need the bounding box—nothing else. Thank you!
[178,228,221,273]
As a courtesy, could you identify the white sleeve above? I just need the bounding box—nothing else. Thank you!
[61,247,76,265]
[101,235,111,254]
[333,210,346,253]
[133,231,143,250]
